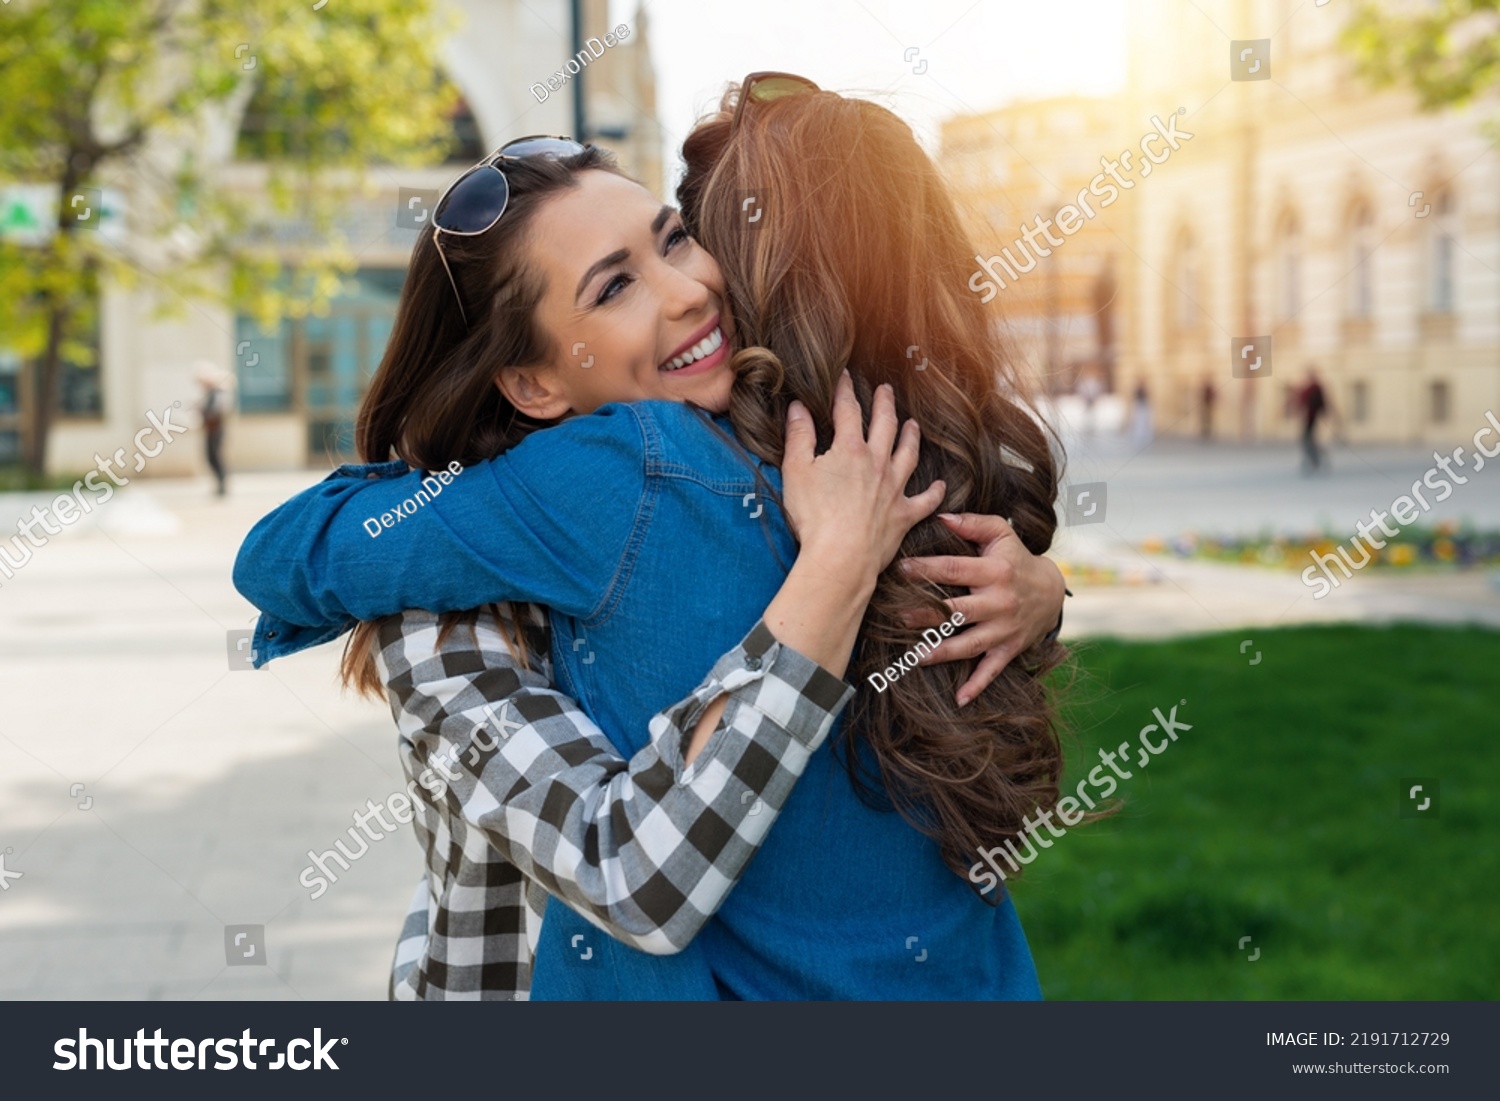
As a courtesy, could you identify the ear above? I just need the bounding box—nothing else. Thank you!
[495,366,571,421]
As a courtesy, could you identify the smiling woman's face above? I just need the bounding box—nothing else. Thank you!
[497,170,737,418]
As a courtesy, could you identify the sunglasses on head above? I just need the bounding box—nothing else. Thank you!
[431,135,589,327]
[729,72,820,137]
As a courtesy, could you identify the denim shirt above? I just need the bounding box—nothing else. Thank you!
[234,400,1041,1001]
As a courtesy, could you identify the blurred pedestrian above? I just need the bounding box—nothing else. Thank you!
[1200,378,1216,440]
[195,361,232,496]
[1130,380,1153,448]
[1298,368,1330,474]
[1077,367,1104,436]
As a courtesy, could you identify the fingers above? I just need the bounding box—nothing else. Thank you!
[889,416,922,486]
[900,554,994,588]
[937,511,1016,548]
[830,368,862,447]
[900,593,983,629]
[900,477,946,529]
[955,648,1014,707]
[783,400,815,465]
[918,619,998,666]
[865,382,900,457]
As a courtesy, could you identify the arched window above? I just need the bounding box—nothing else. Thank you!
[1429,189,1456,313]
[1347,201,1374,318]
[1273,210,1301,324]
[1172,227,1199,333]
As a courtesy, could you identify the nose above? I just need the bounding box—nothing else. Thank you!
[653,254,712,319]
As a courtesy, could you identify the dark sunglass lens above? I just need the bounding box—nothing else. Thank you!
[435,166,509,233]
[499,137,587,160]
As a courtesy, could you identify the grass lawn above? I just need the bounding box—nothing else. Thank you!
[1014,623,1498,999]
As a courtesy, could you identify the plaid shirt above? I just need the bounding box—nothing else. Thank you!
[374,606,854,1000]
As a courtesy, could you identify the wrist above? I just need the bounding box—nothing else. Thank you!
[1032,555,1067,645]
[797,535,883,589]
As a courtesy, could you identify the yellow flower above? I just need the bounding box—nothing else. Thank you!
[1387,544,1416,566]
[1433,538,1456,561]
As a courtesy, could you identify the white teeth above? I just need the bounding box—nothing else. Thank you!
[662,326,723,371]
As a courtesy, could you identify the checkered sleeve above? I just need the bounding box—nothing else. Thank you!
[376,609,853,955]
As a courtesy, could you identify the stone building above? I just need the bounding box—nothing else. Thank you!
[945,0,1500,444]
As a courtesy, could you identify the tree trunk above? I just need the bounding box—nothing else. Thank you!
[26,161,84,478]
[26,302,69,477]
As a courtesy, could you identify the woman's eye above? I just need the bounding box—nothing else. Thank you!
[597,273,631,305]
[666,226,690,250]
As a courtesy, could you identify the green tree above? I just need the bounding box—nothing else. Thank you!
[0,0,459,474]
[1344,0,1500,110]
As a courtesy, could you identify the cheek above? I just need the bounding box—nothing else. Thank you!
[686,246,727,297]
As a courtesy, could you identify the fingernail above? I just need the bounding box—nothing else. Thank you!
[897,559,913,572]
[956,691,971,707]
[938,512,959,523]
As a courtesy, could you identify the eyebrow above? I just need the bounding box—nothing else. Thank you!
[574,206,678,301]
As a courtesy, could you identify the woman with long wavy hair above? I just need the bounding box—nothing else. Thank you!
[679,74,1068,883]
[235,79,1071,998]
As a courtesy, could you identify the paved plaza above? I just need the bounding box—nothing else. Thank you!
[1,430,1496,999]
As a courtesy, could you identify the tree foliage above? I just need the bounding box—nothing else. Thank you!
[0,0,460,470]
[1343,0,1500,109]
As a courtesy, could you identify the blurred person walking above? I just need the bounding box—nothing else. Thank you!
[1130,380,1153,448]
[195,361,232,496]
[1199,378,1216,440]
[1298,368,1331,474]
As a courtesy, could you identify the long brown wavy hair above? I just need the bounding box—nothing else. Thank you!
[339,147,628,693]
[679,84,1070,880]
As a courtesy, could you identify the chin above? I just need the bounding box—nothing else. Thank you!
[691,370,736,414]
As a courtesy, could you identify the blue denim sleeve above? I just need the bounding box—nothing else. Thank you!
[232,404,650,646]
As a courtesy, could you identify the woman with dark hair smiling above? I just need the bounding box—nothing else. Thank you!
[236,77,1070,999]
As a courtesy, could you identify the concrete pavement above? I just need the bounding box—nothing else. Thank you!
[0,432,1494,999]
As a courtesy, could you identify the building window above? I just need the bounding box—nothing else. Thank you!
[1173,229,1198,332]
[234,318,292,413]
[0,277,103,426]
[1274,211,1301,324]
[1348,203,1373,318]
[0,349,20,463]
[58,296,104,418]
[1350,379,1369,423]
[233,267,404,457]
[1428,190,1456,314]
[1429,380,1449,424]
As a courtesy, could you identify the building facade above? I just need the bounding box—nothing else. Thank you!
[12,0,660,477]
[945,0,1500,444]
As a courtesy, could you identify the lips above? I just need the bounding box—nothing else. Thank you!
[661,326,725,373]
[660,316,725,372]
